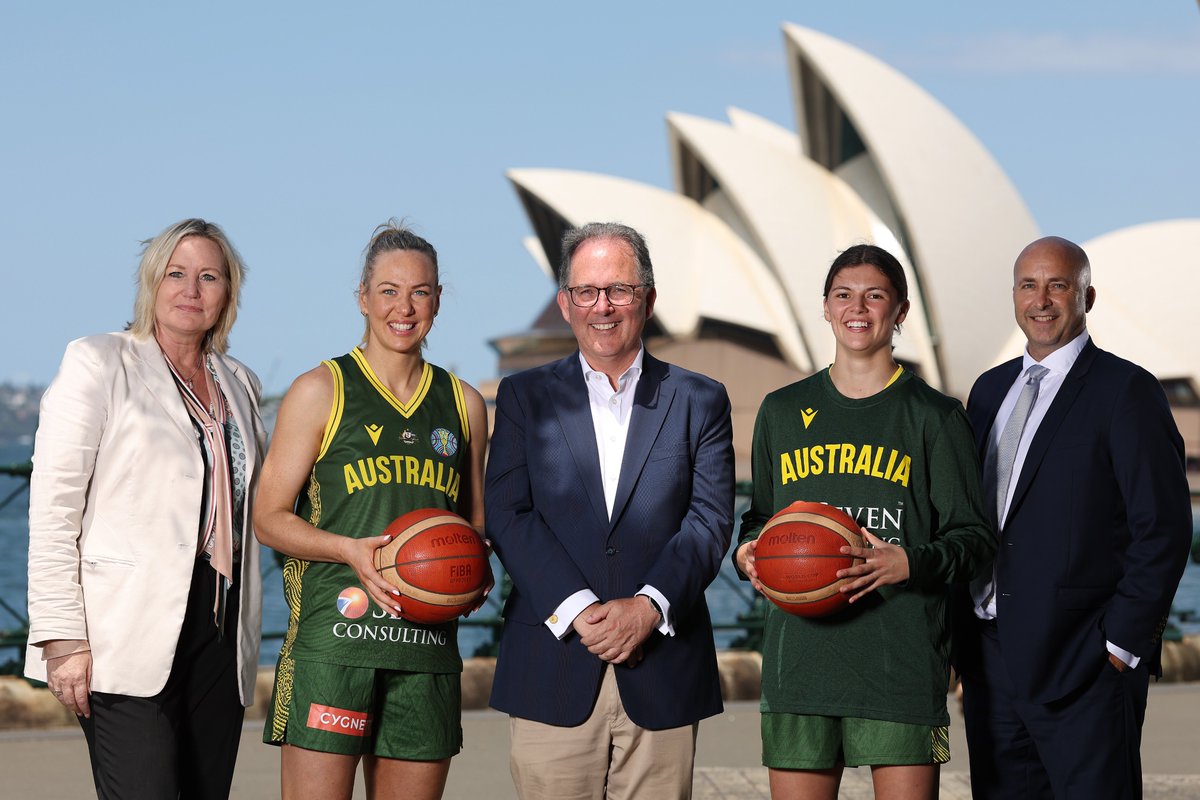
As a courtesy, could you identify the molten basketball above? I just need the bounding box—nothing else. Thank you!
[754,501,864,618]
[373,508,490,625]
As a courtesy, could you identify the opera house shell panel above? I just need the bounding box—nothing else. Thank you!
[492,24,1199,478]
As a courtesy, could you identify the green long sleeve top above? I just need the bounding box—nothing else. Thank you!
[737,368,995,725]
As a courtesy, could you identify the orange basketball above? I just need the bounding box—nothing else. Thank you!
[754,501,864,617]
[373,508,490,624]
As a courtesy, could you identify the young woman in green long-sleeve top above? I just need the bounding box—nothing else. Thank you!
[736,244,995,800]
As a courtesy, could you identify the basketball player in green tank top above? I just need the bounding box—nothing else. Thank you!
[735,245,994,800]
[255,222,489,800]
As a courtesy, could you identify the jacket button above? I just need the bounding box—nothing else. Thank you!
[605,547,616,556]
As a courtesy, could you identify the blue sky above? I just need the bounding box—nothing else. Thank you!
[2,2,1197,393]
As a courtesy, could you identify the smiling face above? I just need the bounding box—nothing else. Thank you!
[1012,238,1095,361]
[152,235,229,346]
[557,237,656,381]
[358,248,441,355]
[822,263,909,358]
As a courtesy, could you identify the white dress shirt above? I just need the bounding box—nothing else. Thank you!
[545,349,674,639]
[974,330,1138,667]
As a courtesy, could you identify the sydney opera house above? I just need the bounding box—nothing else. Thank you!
[489,24,1200,480]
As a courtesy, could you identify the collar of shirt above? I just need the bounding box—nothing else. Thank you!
[1021,328,1089,377]
[579,348,644,413]
[579,348,644,517]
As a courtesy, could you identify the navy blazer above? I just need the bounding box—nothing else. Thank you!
[962,339,1191,704]
[485,351,734,729]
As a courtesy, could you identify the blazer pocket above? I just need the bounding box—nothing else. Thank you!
[648,441,691,462]
[81,554,136,569]
[1056,585,1108,610]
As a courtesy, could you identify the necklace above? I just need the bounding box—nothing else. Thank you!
[182,358,204,390]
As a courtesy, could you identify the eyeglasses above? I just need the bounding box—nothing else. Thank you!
[564,283,648,307]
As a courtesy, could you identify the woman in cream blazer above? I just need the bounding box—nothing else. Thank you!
[26,218,264,800]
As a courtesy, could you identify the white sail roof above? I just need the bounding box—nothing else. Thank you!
[784,24,1041,395]
[507,168,811,370]
[993,220,1200,383]
[667,110,941,387]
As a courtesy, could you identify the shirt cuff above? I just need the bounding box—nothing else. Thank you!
[547,589,600,639]
[637,586,674,637]
[1107,640,1140,670]
[41,639,91,661]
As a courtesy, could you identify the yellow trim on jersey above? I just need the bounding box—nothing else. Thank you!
[318,360,345,461]
[349,347,433,419]
[884,365,904,389]
[449,372,470,445]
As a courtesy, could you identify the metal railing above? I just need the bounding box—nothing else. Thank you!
[3,468,1198,679]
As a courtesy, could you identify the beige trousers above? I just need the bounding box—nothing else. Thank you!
[509,665,698,800]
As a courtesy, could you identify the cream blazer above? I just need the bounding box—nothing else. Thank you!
[25,332,264,704]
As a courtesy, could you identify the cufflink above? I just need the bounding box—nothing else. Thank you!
[549,614,559,624]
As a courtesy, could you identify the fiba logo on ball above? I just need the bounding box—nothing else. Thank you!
[430,427,458,456]
[336,587,369,619]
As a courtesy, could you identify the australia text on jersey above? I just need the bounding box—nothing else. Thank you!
[779,443,911,487]
[342,454,461,502]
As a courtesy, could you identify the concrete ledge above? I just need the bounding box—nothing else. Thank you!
[0,675,75,728]
[717,650,762,701]
[1160,637,1200,683]
[6,636,1199,729]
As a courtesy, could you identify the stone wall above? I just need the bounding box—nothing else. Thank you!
[4,639,1198,730]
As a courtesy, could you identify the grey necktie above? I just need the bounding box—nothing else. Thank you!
[990,364,1049,524]
[975,363,1050,613]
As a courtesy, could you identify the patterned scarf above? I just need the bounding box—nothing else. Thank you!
[164,352,235,634]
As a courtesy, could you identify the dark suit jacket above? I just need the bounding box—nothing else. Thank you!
[485,351,734,729]
[961,338,1191,704]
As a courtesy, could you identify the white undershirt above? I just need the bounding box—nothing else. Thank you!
[544,349,673,639]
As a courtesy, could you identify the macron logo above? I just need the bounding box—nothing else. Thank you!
[307,703,372,736]
[801,408,818,429]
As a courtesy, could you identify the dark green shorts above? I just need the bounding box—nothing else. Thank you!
[264,659,461,760]
[761,712,949,769]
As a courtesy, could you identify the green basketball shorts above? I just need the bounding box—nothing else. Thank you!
[264,658,461,760]
[761,712,949,769]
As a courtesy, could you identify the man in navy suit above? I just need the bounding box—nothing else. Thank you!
[485,222,734,799]
[958,236,1191,799]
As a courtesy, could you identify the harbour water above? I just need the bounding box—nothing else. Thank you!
[2,442,1198,667]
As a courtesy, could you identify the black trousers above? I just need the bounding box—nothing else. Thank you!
[79,559,244,800]
[962,620,1149,800]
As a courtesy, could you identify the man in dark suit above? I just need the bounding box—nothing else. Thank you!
[959,236,1191,798]
[485,221,734,799]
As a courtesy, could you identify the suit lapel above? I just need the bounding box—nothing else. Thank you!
[975,360,1021,456]
[129,334,198,443]
[550,355,609,526]
[1007,341,1097,520]
[609,354,674,531]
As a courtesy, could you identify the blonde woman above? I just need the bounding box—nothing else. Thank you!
[27,218,265,799]
[257,222,488,800]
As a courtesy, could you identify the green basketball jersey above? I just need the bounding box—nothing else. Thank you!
[738,368,994,726]
[278,348,472,673]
